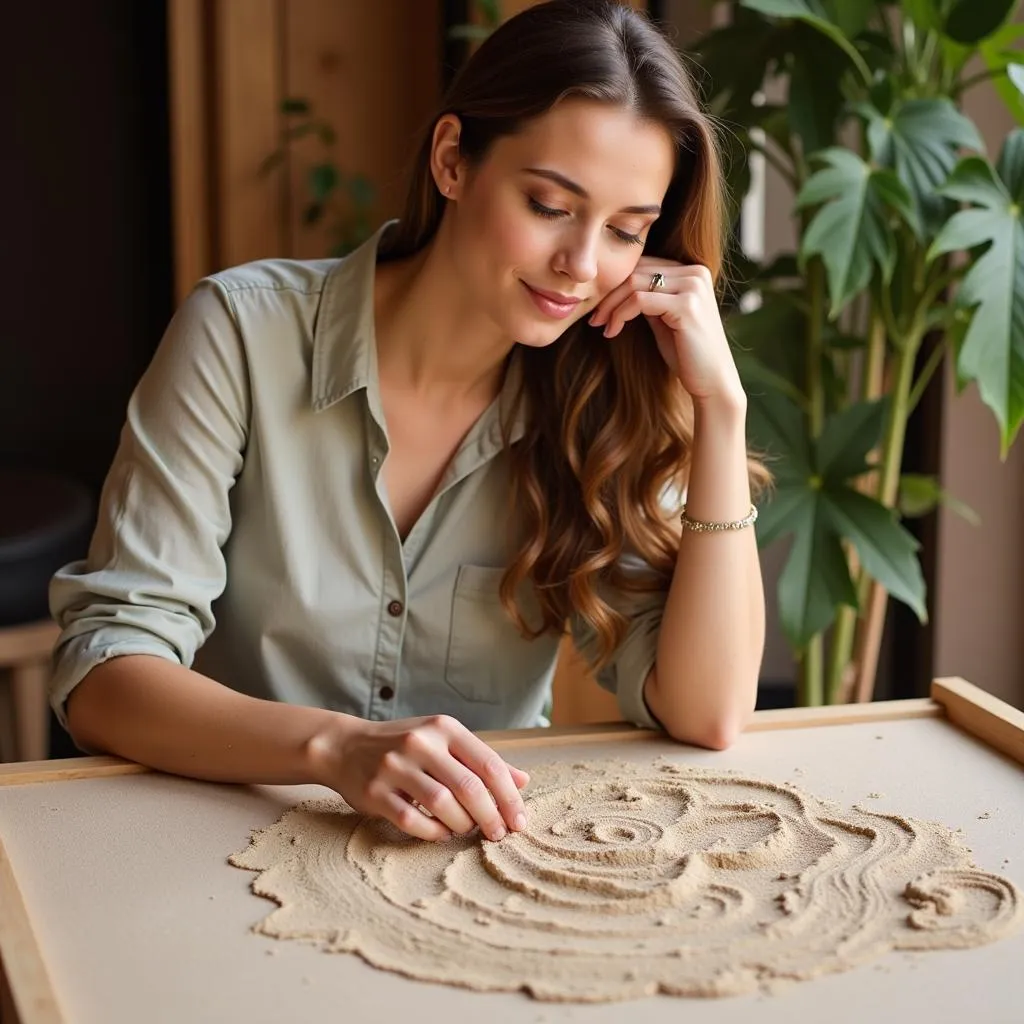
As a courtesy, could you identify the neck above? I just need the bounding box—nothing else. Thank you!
[373,222,512,405]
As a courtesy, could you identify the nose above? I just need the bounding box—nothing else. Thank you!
[554,225,600,284]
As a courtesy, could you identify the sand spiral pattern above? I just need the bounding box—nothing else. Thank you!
[230,759,1023,1001]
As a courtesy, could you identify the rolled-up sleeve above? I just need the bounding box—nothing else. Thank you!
[569,552,668,732]
[48,279,250,728]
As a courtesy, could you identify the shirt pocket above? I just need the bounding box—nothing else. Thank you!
[444,564,554,704]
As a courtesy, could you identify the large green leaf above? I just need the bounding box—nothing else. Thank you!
[751,399,929,646]
[690,15,789,123]
[929,137,1024,452]
[726,290,807,394]
[740,0,873,84]
[755,481,812,547]
[788,22,850,158]
[774,489,859,647]
[746,389,814,479]
[857,98,984,238]
[735,352,808,408]
[823,489,928,621]
[901,0,944,32]
[979,24,1024,127]
[821,0,875,38]
[815,399,889,482]
[944,0,1018,45]
[796,148,916,316]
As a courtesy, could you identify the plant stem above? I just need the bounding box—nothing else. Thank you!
[847,327,923,699]
[808,261,826,435]
[954,67,1008,98]
[824,305,888,704]
[879,336,918,506]
[906,337,947,418]
[800,634,824,706]
[748,139,799,191]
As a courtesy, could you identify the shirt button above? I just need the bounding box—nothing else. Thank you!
[387,600,404,617]
[379,685,394,701]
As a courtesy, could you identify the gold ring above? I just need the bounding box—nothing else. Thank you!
[649,272,666,292]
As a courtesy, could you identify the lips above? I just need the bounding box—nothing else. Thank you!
[522,282,585,320]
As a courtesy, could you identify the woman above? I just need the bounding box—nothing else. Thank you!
[50,0,769,844]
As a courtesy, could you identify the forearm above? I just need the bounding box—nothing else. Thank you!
[647,393,765,747]
[66,655,350,785]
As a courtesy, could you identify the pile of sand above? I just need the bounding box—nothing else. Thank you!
[229,758,1022,1001]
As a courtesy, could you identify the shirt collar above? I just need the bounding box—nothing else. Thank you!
[310,221,526,445]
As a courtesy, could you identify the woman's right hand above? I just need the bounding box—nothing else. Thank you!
[308,713,531,842]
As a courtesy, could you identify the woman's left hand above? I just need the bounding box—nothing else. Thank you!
[588,257,745,406]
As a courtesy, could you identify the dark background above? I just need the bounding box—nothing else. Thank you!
[2,1,173,495]
[2,2,172,755]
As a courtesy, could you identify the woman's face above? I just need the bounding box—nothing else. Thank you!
[444,98,676,348]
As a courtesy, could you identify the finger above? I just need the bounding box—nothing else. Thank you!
[509,765,530,789]
[603,291,678,338]
[446,734,529,839]
[388,759,477,835]
[591,267,707,327]
[377,789,453,842]
[589,279,635,328]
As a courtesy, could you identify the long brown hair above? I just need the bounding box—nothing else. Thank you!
[386,0,770,667]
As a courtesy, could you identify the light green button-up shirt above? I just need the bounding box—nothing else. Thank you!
[49,224,664,734]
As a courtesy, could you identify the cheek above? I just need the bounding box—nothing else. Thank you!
[598,251,641,296]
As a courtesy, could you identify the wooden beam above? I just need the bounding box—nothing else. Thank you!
[212,0,287,267]
[167,0,214,303]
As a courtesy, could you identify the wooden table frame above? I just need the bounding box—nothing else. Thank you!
[1,677,1022,1024]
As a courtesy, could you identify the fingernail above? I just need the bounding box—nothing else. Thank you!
[491,825,507,841]
[514,813,527,831]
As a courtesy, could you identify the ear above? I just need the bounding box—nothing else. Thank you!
[430,113,467,200]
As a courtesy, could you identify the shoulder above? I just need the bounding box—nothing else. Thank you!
[204,257,340,304]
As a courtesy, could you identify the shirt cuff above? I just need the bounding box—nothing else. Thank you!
[49,628,184,732]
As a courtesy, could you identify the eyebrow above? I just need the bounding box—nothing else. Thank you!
[522,167,662,215]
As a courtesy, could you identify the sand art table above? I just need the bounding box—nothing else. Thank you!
[1,678,1022,1024]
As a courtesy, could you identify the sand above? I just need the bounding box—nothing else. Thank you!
[228,758,1023,1002]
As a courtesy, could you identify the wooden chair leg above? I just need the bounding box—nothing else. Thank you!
[10,661,49,762]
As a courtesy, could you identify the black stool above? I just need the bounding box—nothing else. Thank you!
[0,469,93,761]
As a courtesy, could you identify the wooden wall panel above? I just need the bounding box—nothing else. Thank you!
[502,0,645,15]
[282,0,442,259]
[213,0,287,270]
[167,0,212,305]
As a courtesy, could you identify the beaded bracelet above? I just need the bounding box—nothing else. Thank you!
[679,503,758,533]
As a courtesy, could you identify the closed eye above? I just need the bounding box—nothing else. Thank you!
[612,227,644,246]
[527,196,567,219]
[528,196,645,246]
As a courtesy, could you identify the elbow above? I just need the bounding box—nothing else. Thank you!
[696,721,742,751]
[662,718,742,751]
[644,670,754,750]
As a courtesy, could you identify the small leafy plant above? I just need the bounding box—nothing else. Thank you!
[261,97,375,257]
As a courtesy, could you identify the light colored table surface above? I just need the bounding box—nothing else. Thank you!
[1,688,1022,1024]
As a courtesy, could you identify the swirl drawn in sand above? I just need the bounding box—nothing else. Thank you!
[229,760,1023,1002]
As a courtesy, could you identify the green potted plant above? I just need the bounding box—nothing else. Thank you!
[689,0,1024,705]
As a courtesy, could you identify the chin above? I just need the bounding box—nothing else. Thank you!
[510,317,579,349]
